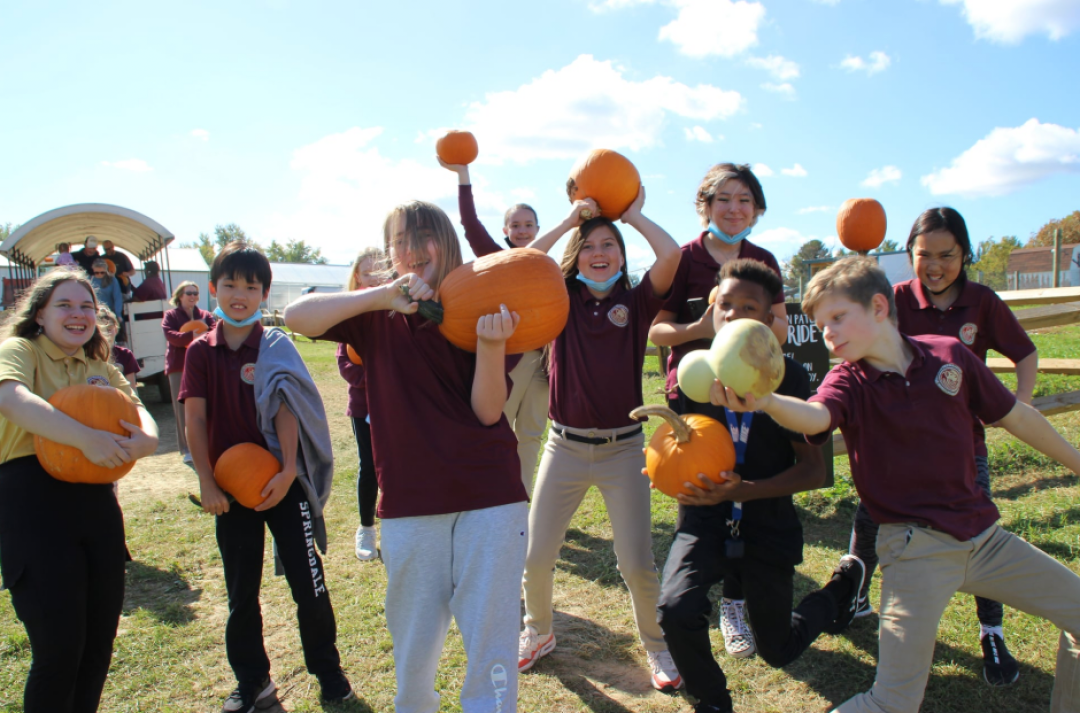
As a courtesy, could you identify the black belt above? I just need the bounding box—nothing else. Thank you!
[552,425,642,445]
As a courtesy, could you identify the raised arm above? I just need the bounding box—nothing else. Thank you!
[528,199,598,255]
[440,158,502,257]
[284,275,434,337]
[619,187,680,297]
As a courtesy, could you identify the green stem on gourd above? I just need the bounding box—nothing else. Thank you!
[399,283,445,324]
[630,405,690,443]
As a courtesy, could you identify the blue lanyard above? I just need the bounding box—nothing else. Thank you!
[724,408,753,524]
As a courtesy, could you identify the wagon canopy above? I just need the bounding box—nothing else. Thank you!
[0,203,175,268]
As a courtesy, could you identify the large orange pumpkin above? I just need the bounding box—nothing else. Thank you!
[631,405,736,498]
[104,259,116,274]
[436,130,479,166]
[567,149,641,219]
[35,384,141,484]
[214,443,282,509]
[429,248,569,354]
[837,198,887,254]
[180,320,209,335]
[346,345,362,365]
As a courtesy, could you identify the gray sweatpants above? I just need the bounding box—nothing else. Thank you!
[382,502,528,713]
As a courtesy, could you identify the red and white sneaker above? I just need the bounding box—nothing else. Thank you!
[648,650,684,692]
[518,626,556,672]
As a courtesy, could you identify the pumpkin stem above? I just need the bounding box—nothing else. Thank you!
[629,405,691,443]
[399,283,445,324]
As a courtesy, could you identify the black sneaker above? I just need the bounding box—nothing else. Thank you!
[824,554,866,634]
[318,667,356,704]
[221,677,277,713]
[981,633,1020,686]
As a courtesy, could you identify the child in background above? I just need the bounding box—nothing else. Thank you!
[335,246,384,561]
[839,207,1038,685]
[55,242,75,266]
[0,268,159,713]
[181,242,352,712]
[713,256,1080,713]
[97,306,139,387]
[285,202,528,713]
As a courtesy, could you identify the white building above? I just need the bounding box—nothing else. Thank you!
[265,263,353,313]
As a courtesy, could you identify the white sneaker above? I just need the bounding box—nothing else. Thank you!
[354,525,378,561]
[182,452,193,465]
[720,598,756,658]
[518,626,556,672]
[647,649,684,692]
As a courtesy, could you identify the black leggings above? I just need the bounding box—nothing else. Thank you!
[0,456,126,713]
[351,417,378,528]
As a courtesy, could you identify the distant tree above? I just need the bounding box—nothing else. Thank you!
[628,271,642,287]
[180,223,254,265]
[265,239,328,265]
[1027,210,1080,248]
[969,235,1022,291]
[874,239,901,253]
[0,223,13,242]
[784,239,832,289]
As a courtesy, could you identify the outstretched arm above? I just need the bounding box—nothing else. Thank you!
[711,380,833,437]
[284,274,434,337]
[999,401,1080,473]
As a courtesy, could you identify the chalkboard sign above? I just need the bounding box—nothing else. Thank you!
[784,304,835,487]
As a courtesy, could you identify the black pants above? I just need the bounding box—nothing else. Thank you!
[351,417,378,528]
[216,479,341,683]
[658,508,838,710]
[0,456,126,713]
[847,455,1003,627]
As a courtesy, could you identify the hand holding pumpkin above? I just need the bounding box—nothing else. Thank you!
[476,304,520,346]
[76,428,134,470]
[675,470,742,507]
[618,185,646,225]
[437,156,471,183]
[709,378,768,413]
[385,275,435,315]
[115,418,159,461]
[568,198,599,225]
[254,467,298,512]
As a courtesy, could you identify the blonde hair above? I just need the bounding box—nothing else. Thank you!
[382,201,462,294]
[1,268,110,362]
[169,281,198,307]
[348,247,385,291]
[802,256,896,323]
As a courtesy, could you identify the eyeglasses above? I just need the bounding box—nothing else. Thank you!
[93,271,106,276]
[183,291,199,297]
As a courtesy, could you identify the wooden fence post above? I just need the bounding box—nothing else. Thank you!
[1053,228,1063,287]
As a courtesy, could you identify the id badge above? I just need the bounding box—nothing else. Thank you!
[725,539,745,559]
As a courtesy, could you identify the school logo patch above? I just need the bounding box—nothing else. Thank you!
[935,363,963,396]
[607,304,630,328]
[241,363,256,385]
[86,375,110,387]
[959,323,977,345]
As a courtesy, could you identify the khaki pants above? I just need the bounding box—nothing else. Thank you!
[504,350,549,496]
[834,523,1080,713]
[522,424,666,651]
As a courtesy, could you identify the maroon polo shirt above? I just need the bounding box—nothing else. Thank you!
[459,184,504,258]
[112,345,140,379]
[335,342,368,420]
[162,306,217,375]
[318,311,527,520]
[895,276,1035,456]
[178,321,269,468]
[662,234,783,397]
[549,271,665,429]
[808,334,1016,541]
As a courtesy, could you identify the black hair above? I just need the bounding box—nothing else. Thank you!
[906,207,973,266]
[717,258,783,302]
[210,240,273,289]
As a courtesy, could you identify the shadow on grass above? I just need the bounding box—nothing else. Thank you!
[559,529,625,589]
[993,473,1078,501]
[122,561,201,625]
[250,692,377,713]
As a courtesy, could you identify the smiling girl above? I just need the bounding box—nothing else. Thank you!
[0,268,159,713]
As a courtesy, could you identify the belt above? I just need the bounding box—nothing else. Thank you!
[551,425,642,446]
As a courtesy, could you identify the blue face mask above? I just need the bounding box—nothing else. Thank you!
[213,306,261,328]
[708,222,752,245]
[576,271,624,292]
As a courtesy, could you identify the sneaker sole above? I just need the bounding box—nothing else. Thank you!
[321,690,357,704]
[652,674,685,692]
[355,549,379,561]
[727,645,756,659]
[853,603,875,619]
[518,636,556,672]
[983,665,1020,687]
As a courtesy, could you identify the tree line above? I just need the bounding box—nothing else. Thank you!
[180,224,329,266]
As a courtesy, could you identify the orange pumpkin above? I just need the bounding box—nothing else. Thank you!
[179,320,209,335]
[837,198,887,254]
[214,443,282,509]
[104,259,116,274]
[434,248,569,354]
[436,130,479,166]
[35,385,141,484]
[347,345,362,365]
[631,405,736,498]
[567,149,641,219]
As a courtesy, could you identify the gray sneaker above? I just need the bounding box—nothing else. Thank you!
[221,677,276,713]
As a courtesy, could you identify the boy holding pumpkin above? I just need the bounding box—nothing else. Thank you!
[657,259,865,713]
[179,242,352,712]
[712,256,1080,713]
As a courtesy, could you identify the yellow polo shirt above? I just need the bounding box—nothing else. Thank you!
[0,336,143,464]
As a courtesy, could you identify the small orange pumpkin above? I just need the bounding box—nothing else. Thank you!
[567,149,641,219]
[104,259,116,274]
[631,405,735,498]
[179,320,209,335]
[35,385,141,484]
[347,345,362,365]
[214,443,282,509]
[837,198,887,254]
[436,130,479,166]
[435,248,569,354]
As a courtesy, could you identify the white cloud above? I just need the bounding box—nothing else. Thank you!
[840,51,891,75]
[450,55,742,164]
[753,163,774,177]
[781,163,808,177]
[863,165,902,187]
[683,125,717,143]
[797,205,832,214]
[762,82,796,99]
[811,0,841,4]
[940,0,1080,43]
[921,119,1080,197]
[511,187,536,200]
[746,55,800,80]
[659,0,767,58]
[101,159,152,172]
[190,129,209,142]
[589,0,653,10]
[749,122,764,130]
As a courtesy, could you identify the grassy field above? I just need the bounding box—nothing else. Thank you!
[2,325,1080,712]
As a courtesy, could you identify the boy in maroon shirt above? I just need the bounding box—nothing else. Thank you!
[711,257,1080,713]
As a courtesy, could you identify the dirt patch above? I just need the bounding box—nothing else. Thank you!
[118,389,199,506]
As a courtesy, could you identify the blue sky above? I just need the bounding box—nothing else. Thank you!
[2,0,1078,272]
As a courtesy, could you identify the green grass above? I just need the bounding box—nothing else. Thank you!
[1,334,1079,712]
